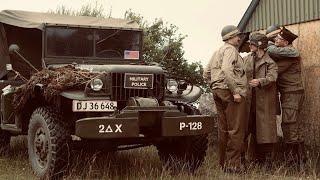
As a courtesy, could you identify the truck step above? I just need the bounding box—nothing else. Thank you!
[1,124,22,133]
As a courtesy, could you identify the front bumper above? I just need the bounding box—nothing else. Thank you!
[75,106,214,139]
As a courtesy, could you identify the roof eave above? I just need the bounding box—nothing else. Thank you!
[237,0,260,32]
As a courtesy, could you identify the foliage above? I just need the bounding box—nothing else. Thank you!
[51,4,205,86]
[50,1,108,18]
[125,10,205,86]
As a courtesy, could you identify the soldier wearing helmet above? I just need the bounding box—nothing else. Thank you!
[243,33,278,164]
[266,26,305,166]
[203,25,248,172]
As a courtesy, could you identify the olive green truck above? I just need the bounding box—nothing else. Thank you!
[0,10,214,179]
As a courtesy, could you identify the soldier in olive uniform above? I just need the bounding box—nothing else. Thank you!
[204,25,248,172]
[266,26,306,164]
[243,33,278,163]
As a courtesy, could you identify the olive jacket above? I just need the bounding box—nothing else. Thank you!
[267,43,304,94]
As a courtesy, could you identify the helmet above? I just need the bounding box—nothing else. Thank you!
[266,24,281,39]
[249,33,268,49]
[266,24,280,35]
[221,25,241,41]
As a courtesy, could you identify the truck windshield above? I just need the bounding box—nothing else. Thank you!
[46,27,141,59]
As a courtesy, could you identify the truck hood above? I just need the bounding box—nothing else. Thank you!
[49,64,165,74]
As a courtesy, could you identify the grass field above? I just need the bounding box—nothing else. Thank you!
[0,136,319,180]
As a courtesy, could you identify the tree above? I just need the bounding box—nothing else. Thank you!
[125,10,205,86]
[50,1,109,17]
[52,4,205,86]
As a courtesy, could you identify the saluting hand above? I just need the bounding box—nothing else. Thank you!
[249,79,260,87]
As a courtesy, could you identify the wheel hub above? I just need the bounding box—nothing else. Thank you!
[34,127,49,168]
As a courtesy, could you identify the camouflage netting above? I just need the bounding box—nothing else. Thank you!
[13,65,102,111]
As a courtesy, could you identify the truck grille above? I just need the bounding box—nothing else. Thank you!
[111,73,165,109]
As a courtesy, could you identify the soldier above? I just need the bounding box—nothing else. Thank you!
[243,33,278,164]
[266,26,306,165]
[203,25,248,172]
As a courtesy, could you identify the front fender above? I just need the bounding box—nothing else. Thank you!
[60,90,110,100]
[165,85,202,103]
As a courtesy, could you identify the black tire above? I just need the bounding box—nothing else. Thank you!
[157,104,208,172]
[28,107,70,179]
[0,129,10,155]
[157,135,208,172]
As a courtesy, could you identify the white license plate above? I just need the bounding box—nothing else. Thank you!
[72,100,117,112]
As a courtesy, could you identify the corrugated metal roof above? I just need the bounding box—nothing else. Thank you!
[238,0,320,32]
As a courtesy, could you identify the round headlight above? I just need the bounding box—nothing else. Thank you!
[167,79,178,92]
[90,78,103,91]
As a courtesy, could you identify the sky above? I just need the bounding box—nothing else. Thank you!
[0,0,252,66]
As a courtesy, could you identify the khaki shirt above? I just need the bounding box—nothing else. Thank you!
[204,43,247,97]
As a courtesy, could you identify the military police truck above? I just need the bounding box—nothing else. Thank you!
[0,10,214,179]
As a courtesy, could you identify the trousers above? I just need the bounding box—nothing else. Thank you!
[280,92,304,143]
[213,89,248,169]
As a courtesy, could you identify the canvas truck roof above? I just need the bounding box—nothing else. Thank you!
[0,10,141,31]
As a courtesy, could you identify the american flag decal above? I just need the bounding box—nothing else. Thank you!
[124,50,139,59]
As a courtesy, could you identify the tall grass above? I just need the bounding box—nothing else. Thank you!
[1,136,319,179]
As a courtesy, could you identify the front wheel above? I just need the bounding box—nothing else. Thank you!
[28,107,70,179]
[156,135,208,172]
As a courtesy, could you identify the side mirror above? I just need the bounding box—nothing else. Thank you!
[8,44,20,54]
[7,44,39,73]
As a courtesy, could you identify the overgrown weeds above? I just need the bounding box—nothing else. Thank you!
[1,136,320,179]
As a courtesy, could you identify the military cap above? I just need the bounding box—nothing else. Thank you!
[249,32,268,49]
[221,25,242,41]
[278,27,298,44]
